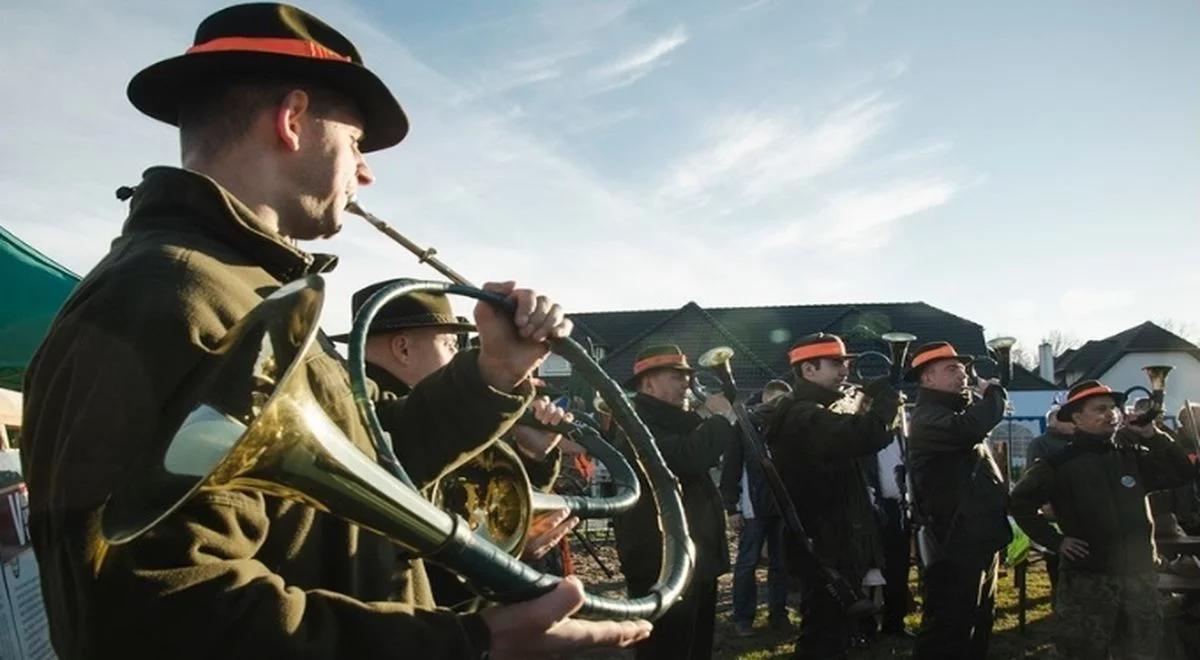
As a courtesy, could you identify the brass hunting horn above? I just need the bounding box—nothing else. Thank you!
[1124,365,1174,425]
[101,210,693,622]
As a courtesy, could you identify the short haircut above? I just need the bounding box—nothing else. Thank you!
[178,77,348,161]
[791,360,821,380]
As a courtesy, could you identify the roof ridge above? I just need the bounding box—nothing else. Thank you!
[688,303,780,380]
[602,303,695,361]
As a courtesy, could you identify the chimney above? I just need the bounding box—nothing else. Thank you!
[1038,342,1054,382]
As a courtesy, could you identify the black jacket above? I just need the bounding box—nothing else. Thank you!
[718,398,780,519]
[613,393,737,583]
[908,386,1011,563]
[1025,429,1073,467]
[765,378,895,574]
[1011,428,1193,574]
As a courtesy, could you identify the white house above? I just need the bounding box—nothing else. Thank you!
[1050,321,1200,420]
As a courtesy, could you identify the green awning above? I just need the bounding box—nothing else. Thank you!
[0,225,79,390]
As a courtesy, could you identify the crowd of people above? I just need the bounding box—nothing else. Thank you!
[16,3,1200,660]
[599,334,1200,659]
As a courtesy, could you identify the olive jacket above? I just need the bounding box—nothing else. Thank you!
[21,167,532,659]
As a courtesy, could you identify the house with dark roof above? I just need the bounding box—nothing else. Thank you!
[540,299,1059,413]
[1048,321,1200,417]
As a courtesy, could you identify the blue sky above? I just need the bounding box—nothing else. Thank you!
[2,0,1198,353]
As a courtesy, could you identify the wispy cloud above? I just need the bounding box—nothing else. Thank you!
[655,95,896,211]
[811,179,957,248]
[589,27,689,92]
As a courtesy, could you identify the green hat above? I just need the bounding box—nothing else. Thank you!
[329,279,475,343]
[127,3,408,152]
[903,341,973,383]
[624,344,694,390]
[1056,380,1126,422]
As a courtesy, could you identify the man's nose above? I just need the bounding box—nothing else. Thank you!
[357,158,375,186]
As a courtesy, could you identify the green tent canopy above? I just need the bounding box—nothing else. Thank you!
[0,225,79,390]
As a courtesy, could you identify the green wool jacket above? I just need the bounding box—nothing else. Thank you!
[1010,428,1194,575]
[613,392,737,585]
[20,167,532,660]
[764,379,893,576]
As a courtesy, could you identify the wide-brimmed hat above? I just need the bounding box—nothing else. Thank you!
[1056,380,1126,422]
[329,279,475,343]
[787,333,857,366]
[127,3,408,152]
[624,344,694,390]
[904,341,973,382]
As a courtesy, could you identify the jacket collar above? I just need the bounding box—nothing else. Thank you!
[1072,430,1116,450]
[790,376,842,407]
[916,386,970,411]
[366,361,412,397]
[122,166,339,281]
[633,391,702,432]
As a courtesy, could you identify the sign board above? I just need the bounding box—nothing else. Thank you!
[0,483,55,659]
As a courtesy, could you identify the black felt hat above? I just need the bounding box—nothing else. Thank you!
[903,341,973,383]
[624,344,694,390]
[329,279,474,343]
[1056,380,1127,422]
[127,3,408,152]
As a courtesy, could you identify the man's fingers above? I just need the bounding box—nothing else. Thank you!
[536,576,586,624]
[544,304,570,340]
[524,295,552,338]
[531,508,570,534]
[526,516,578,559]
[482,281,517,296]
[512,289,538,329]
[552,618,653,649]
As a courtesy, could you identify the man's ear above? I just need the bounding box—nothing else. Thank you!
[275,89,311,152]
[388,333,409,364]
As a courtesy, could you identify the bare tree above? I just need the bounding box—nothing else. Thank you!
[984,333,1037,370]
[1041,330,1082,357]
[1008,345,1037,370]
[1155,318,1200,346]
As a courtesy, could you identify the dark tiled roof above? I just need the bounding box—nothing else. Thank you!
[1054,321,1200,385]
[570,301,997,393]
[1009,364,1059,391]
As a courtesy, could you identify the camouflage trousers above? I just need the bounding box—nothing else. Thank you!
[1054,570,1162,659]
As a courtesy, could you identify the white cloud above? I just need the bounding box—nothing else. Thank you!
[589,27,689,92]
[655,95,896,210]
[750,178,957,254]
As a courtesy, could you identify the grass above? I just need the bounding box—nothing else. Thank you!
[708,561,1061,659]
[569,531,1063,659]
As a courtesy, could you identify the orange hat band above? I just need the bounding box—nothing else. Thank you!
[187,37,352,63]
[634,354,689,375]
[911,345,959,369]
[789,341,849,365]
[1065,384,1115,407]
